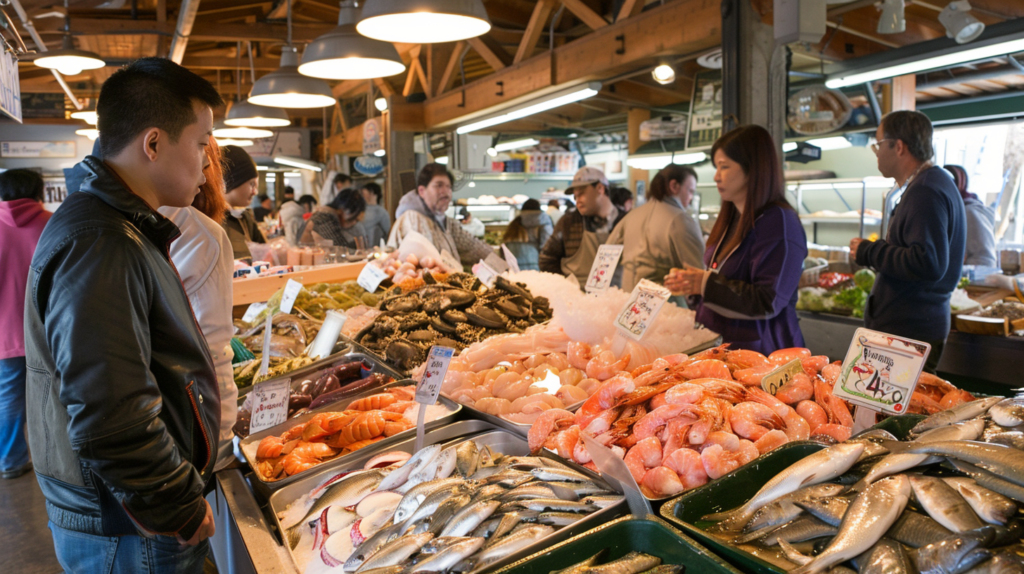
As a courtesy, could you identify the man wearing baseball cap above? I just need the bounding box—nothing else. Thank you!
[539,166,626,286]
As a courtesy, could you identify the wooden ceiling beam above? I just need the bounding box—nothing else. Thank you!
[469,34,513,70]
[35,17,333,42]
[374,77,396,98]
[332,79,370,98]
[604,79,687,107]
[513,0,557,64]
[437,40,466,96]
[616,0,645,22]
[559,0,609,30]
[181,55,280,70]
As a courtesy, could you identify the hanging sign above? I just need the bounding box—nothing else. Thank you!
[833,328,930,416]
[362,118,382,155]
[249,378,292,433]
[614,279,671,341]
[686,69,723,150]
[0,49,22,123]
[585,244,624,294]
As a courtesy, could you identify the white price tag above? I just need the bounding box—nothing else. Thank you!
[249,378,292,433]
[241,302,267,324]
[279,279,304,314]
[501,244,521,275]
[833,328,930,416]
[415,346,454,405]
[585,244,624,294]
[440,250,462,272]
[357,263,389,293]
[472,260,500,287]
[614,279,671,341]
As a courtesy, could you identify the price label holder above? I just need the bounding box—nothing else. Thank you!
[309,310,347,360]
[357,263,389,293]
[614,279,671,341]
[472,259,501,288]
[249,377,291,434]
[440,250,462,272]
[761,359,804,396]
[414,346,454,451]
[833,328,930,425]
[585,244,624,294]
[501,244,521,275]
[581,433,652,518]
[241,302,267,324]
[279,279,304,314]
[257,314,273,378]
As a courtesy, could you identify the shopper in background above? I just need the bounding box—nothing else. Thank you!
[279,186,305,246]
[610,185,634,212]
[0,169,50,480]
[458,207,486,237]
[609,164,705,293]
[546,199,564,226]
[25,57,218,572]
[252,193,273,222]
[389,163,505,269]
[298,187,368,249]
[501,199,553,271]
[361,181,391,248]
[665,125,807,354]
[221,145,265,259]
[321,171,353,207]
[944,164,997,268]
[539,166,626,286]
[851,111,966,373]
[158,138,237,472]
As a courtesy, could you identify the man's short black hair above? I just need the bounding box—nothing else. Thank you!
[298,195,317,210]
[362,181,383,202]
[417,163,454,189]
[97,57,224,159]
[610,186,632,208]
[333,173,353,189]
[284,186,296,198]
[881,110,934,163]
[0,169,45,202]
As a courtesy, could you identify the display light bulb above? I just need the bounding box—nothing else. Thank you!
[375,97,388,111]
[652,64,676,85]
[374,149,386,157]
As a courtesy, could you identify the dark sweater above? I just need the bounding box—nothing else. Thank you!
[856,166,966,342]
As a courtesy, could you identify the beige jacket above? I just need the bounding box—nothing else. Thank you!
[607,197,706,291]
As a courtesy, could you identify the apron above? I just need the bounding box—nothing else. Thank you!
[562,228,608,287]
[226,214,254,260]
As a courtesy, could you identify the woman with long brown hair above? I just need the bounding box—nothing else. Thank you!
[665,125,807,353]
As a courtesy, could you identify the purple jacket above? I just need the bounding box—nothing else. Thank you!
[696,204,807,355]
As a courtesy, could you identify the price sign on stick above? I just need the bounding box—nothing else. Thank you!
[249,378,291,433]
[500,244,521,275]
[834,328,929,417]
[414,346,454,451]
[761,359,804,396]
[357,263,389,293]
[279,279,304,314]
[585,244,624,294]
[614,279,671,341]
[241,301,267,324]
[472,260,500,287]
[258,314,273,378]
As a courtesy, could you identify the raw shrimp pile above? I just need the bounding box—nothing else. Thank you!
[370,252,453,287]
[528,345,859,499]
[507,271,719,358]
[251,386,450,481]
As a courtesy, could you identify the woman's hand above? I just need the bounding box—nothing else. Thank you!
[664,265,706,296]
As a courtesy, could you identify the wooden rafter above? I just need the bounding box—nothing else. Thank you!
[560,0,608,30]
[514,0,557,64]
[468,34,512,70]
[617,0,645,21]
[437,40,466,96]
[374,77,396,98]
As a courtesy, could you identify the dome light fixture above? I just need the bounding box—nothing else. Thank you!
[357,0,491,44]
[225,98,292,127]
[249,47,336,108]
[212,125,275,139]
[35,35,105,77]
[215,138,255,147]
[298,1,406,80]
[70,109,98,125]
[652,64,676,85]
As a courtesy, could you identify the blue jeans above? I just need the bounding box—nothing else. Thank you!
[50,522,209,574]
[0,357,29,471]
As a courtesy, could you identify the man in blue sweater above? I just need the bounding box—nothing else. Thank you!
[850,110,966,373]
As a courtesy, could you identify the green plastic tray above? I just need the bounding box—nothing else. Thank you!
[869,414,925,439]
[490,515,742,574]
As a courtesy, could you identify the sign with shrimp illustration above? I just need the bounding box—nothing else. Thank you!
[615,279,671,341]
[250,378,292,433]
[834,328,930,415]
[416,346,455,405]
[585,244,624,294]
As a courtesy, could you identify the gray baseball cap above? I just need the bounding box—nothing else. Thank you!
[565,166,609,194]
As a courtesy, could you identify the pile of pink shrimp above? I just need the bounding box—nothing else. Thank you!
[527,344,856,498]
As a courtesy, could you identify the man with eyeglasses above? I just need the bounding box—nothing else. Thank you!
[850,110,966,373]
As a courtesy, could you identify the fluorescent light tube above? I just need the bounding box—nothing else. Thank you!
[456,83,601,134]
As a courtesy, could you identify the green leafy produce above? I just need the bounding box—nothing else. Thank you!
[958,276,970,289]
[834,286,868,318]
[797,287,831,312]
[853,268,875,291]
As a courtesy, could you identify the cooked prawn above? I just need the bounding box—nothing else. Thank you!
[701,441,759,479]
[701,430,740,452]
[688,344,730,362]
[664,383,705,405]
[384,420,414,437]
[732,365,777,386]
[343,436,386,452]
[257,436,286,459]
[624,436,663,483]
[775,373,814,404]
[641,466,685,497]
[663,447,708,489]
[795,400,827,433]
[725,349,769,371]
[384,400,417,414]
[939,388,974,410]
[768,347,811,365]
[692,378,746,402]
[633,404,698,441]
[687,398,729,445]
[554,425,582,460]
[281,441,338,476]
[753,429,790,455]
[584,407,623,435]
[586,350,631,381]
[575,375,635,427]
[681,359,732,380]
[801,355,830,377]
[746,387,810,440]
[814,379,853,428]
[728,402,785,441]
[528,408,576,452]
[660,417,692,458]
[820,362,842,386]
[331,411,402,448]
[813,423,852,442]
[348,393,398,412]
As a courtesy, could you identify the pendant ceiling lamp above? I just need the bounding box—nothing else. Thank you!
[249,0,335,108]
[298,1,406,80]
[356,0,491,44]
[34,0,105,76]
[70,109,98,125]
[212,124,275,139]
[226,42,292,126]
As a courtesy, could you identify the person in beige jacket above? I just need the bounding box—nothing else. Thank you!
[608,164,706,291]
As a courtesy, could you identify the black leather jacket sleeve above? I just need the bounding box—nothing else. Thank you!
[43,230,207,539]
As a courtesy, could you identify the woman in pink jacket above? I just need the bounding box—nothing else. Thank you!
[0,169,51,479]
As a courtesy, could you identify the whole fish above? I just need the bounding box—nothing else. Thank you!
[538,512,585,527]
[456,441,479,477]
[580,495,623,509]
[489,511,529,541]
[539,481,586,501]
[501,484,559,501]
[356,567,405,574]
[393,477,465,523]
[968,550,1024,574]
[983,429,1024,451]
[345,521,406,572]
[504,456,572,471]
[989,398,1024,428]
[472,517,501,539]
[439,499,501,537]
[423,494,472,537]
[748,516,837,546]
[909,529,994,574]
[893,441,1024,487]
[531,467,593,483]
[355,532,435,573]
[378,445,440,491]
[584,551,661,574]
[402,484,474,531]
[796,496,852,527]
[550,550,606,574]
[520,499,599,513]
[743,501,803,533]
[469,484,509,504]
[947,459,1024,503]
[637,567,683,574]
[408,536,485,573]
[852,419,985,491]
[791,475,912,574]
[472,524,554,566]
[704,442,865,531]
[282,469,386,530]
[854,539,914,574]
[420,536,472,554]
[910,397,1002,436]
[909,475,985,533]
[943,477,1018,525]
[887,510,954,548]
[434,447,458,480]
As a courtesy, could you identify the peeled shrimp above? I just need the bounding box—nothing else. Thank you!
[545,353,571,371]
[775,373,814,404]
[624,436,663,483]
[577,378,603,395]
[567,341,593,370]
[556,384,589,404]
[663,447,708,489]
[493,372,533,400]
[729,402,785,441]
[586,350,631,381]
[558,368,586,387]
[527,408,576,452]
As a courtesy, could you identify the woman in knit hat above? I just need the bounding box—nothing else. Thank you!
[220,145,265,259]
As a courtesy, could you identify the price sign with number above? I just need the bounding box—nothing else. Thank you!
[585,244,624,294]
[241,302,267,324]
[416,346,454,405]
[761,359,804,396]
[501,244,521,275]
[249,378,292,433]
[279,279,304,314]
[614,279,671,341]
[357,263,389,293]
[833,328,930,415]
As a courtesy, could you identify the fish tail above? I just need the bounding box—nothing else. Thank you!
[879,440,911,454]
[848,478,869,493]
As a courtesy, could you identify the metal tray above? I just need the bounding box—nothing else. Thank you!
[239,380,462,492]
[491,514,743,574]
[235,340,354,399]
[266,421,627,574]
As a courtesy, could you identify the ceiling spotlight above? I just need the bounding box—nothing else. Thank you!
[877,0,906,34]
[939,0,985,44]
[298,1,406,80]
[652,64,676,85]
[70,109,98,125]
[375,97,388,111]
[696,48,723,70]
[250,46,336,108]
[356,0,492,44]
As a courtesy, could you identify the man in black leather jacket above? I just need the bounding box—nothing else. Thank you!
[24,58,223,572]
